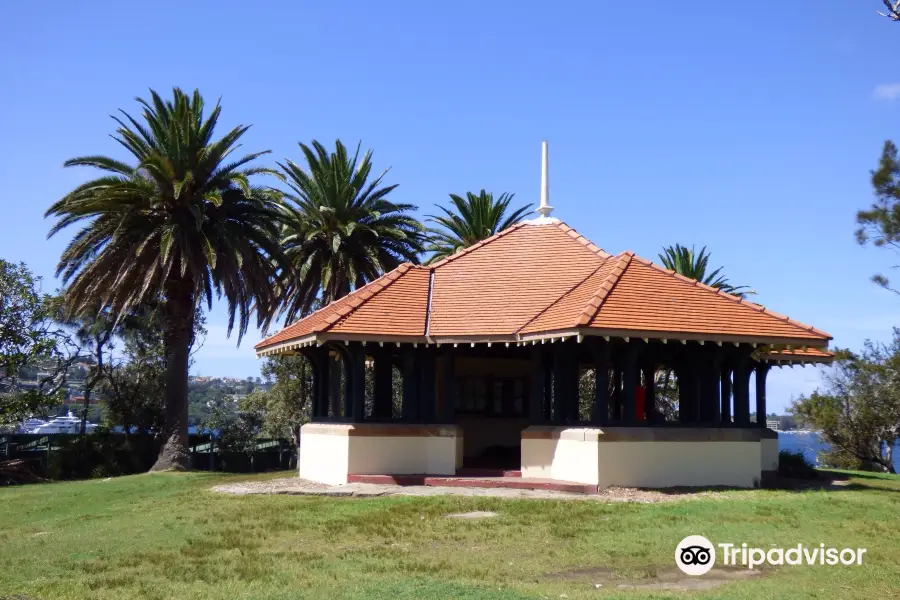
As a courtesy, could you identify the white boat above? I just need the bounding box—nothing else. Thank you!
[17,418,48,433]
[29,412,98,434]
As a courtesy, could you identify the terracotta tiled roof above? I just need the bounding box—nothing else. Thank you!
[255,264,426,350]
[586,255,829,341]
[428,223,610,335]
[763,346,835,363]
[256,221,832,352]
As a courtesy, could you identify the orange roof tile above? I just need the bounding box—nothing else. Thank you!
[763,346,835,363]
[255,264,426,350]
[256,220,832,352]
[428,223,609,336]
[587,256,830,341]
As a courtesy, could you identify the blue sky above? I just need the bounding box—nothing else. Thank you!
[2,1,899,412]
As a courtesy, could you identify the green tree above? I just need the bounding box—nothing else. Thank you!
[101,305,205,440]
[277,140,424,321]
[205,403,264,454]
[62,304,115,435]
[45,88,286,471]
[856,140,900,294]
[791,338,900,473]
[240,355,312,445]
[658,244,754,298]
[424,190,530,264]
[0,260,76,425]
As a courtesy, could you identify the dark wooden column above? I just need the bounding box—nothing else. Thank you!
[710,351,722,423]
[591,339,610,425]
[621,343,639,424]
[400,347,418,422]
[700,349,721,424]
[552,343,578,422]
[551,345,565,423]
[565,344,581,422]
[542,351,553,422]
[733,352,751,426]
[676,364,692,423]
[373,350,393,420]
[720,364,732,424]
[642,363,656,422]
[612,361,623,421]
[307,348,329,420]
[529,347,546,423]
[442,352,457,423]
[345,344,366,422]
[419,349,437,423]
[755,363,770,428]
[328,349,342,418]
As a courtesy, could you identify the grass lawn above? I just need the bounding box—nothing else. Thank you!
[1,471,899,599]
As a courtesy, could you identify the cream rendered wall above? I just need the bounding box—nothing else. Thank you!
[521,426,765,489]
[348,435,460,475]
[520,427,601,485]
[760,437,779,473]
[298,423,463,484]
[520,437,554,479]
[596,441,761,488]
[298,425,350,485]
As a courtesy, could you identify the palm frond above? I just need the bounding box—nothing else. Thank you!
[658,243,755,298]
[424,190,529,264]
[276,139,424,321]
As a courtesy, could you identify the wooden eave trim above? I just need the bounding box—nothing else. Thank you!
[255,334,318,357]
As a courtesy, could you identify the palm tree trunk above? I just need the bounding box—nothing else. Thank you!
[150,278,194,472]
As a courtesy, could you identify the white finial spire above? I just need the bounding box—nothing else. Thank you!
[537,140,552,217]
[527,140,559,225]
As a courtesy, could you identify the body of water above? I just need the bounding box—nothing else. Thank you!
[778,431,900,472]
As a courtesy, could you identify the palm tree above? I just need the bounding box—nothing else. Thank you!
[424,190,530,264]
[277,140,424,322]
[658,244,754,298]
[46,88,286,471]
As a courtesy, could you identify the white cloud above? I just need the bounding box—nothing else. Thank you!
[873,83,900,101]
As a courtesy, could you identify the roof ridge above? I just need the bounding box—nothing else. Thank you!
[514,256,615,335]
[554,221,611,259]
[429,222,529,269]
[628,255,832,339]
[575,252,633,326]
[320,263,417,331]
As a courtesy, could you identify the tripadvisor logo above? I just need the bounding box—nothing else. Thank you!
[675,535,868,575]
[676,535,716,576]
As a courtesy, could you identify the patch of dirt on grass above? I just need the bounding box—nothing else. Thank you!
[546,565,764,591]
[444,511,499,519]
[210,477,329,495]
[212,478,729,502]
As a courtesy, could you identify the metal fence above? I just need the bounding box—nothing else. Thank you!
[0,433,296,482]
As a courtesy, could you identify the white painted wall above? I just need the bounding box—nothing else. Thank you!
[298,423,463,484]
[596,441,761,488]
[520,427,601,485]
[761,437,779,473]
[348,435,460,475]
[521,426,765,489]
[298,425,351,485]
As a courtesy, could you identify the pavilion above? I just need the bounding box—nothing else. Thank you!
[255,143,833,489]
